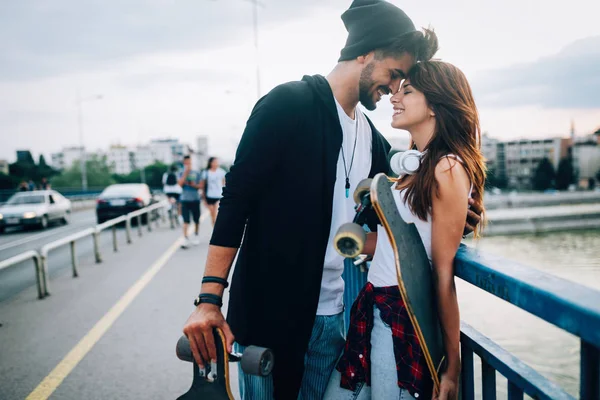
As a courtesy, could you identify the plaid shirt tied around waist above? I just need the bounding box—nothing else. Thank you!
[336,282,432,398]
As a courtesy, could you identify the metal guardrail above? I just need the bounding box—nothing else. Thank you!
[0,250,45,299]
[342,244,600,398]
[455,244,600,399]
[11,201,169,299]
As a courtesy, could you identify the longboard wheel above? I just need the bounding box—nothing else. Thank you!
[176,336,193,363]
[241,346,274,377]
[353,178,373,205]
[334,222,366,258]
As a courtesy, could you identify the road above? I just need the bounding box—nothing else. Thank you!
[0,212,241,399]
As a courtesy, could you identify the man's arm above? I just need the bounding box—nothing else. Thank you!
[177,170,189,187]
[183,84,295,367]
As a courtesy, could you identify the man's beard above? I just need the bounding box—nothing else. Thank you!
[358,62,377,111]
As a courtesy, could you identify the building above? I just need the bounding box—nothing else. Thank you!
[51,147,86,170]
[0,159,9,175]
[572,141,600,188]
[503,138,570,190]
[194,136,209,169]
[107,145,132,175]
[149,139,189,166]
[133,146,155,170]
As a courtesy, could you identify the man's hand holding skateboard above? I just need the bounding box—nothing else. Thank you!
[183,303,235,369]
[183,245,238,369]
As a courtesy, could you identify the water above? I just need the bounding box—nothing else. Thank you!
[461,230,600,398]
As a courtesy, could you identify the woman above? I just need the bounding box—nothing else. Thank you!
[201,157,227,225]
[325,60,486,400]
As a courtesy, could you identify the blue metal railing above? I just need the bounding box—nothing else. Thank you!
[455,245,600,399]
[341,244,600,399]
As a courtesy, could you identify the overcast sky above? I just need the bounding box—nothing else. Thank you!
[1,0,600,163]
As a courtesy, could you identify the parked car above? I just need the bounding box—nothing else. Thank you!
[0,190,72,232]
[96,184,157,224]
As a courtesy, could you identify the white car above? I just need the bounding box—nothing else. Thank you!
[0,190,72,232]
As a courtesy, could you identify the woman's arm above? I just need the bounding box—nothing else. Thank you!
[431,157,471,398]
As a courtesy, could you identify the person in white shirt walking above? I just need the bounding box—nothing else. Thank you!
[200,157,226,226]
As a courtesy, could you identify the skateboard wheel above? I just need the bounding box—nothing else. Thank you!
[334,222,366,258]
[353,178,373,205]
[241,346,274,377]
[176,335,193,363]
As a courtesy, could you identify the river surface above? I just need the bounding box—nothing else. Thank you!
[461,229,600,398]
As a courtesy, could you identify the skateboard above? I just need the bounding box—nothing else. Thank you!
[176,328,274,400]
[334,173,445,394]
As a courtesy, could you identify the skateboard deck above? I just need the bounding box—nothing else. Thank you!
[370,173,445,393]
[176,328,274,400]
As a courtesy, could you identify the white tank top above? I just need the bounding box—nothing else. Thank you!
[367,155,472,288]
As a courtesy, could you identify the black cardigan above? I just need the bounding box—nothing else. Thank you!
[210,74,391,398]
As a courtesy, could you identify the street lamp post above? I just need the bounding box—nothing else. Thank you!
[76,92,103,191]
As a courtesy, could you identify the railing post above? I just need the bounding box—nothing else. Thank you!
[161,206,167,224]
[32,254,45,299]
[70,241,79,277]
[40,253,50,296]
[460,340,475,400]
[147,211,152,233]
[507,382,523,400]
[112,225,118,252]
[93,231,102,263]
[126,217,132,244]
[581,340,600,399]
[481,359,496,400]
[137,215,142,237]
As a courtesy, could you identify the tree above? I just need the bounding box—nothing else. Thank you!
[532,158,556,191]
[556,157,575,190]
[39,155,48,168]
[0,172,20,190]
[51,155,115,189]
[485,167,508,189]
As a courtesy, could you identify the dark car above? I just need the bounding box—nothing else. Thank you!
[96,184,156,224]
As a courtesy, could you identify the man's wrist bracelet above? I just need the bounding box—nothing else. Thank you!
[202,276,229,288]
[194,293,223,307]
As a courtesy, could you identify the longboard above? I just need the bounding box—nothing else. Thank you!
[369,173,445,394]
[176,328,274,399]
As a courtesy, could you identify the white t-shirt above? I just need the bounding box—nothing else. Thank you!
[317,98,372,315]
[202,168,227,199]
[368,156,472,287]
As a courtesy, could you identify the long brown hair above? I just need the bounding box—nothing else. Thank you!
[397,61,486,237]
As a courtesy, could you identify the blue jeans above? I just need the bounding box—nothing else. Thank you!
[323,307,416,400]
[236,312,346,400]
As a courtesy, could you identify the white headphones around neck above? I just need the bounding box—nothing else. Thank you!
[390,150,427,176]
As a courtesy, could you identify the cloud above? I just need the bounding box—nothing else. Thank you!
[471,35,600,109]
[0,0,347,81]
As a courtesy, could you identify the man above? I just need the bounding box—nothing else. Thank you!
[184,1,481,398]
[178,155,202,249]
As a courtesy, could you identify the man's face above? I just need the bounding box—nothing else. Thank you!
[183,158,191,169]
[358,52,415,111]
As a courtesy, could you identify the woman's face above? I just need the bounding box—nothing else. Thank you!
[211,158,219,168]
[390,80,432,131]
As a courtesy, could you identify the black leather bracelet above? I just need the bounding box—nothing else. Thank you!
[194,293,223,307]
[202,276,229,288]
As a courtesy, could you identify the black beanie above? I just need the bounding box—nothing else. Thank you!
[339,0,416,62]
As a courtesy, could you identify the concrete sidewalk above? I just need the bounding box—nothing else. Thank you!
[0,217,239,399]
